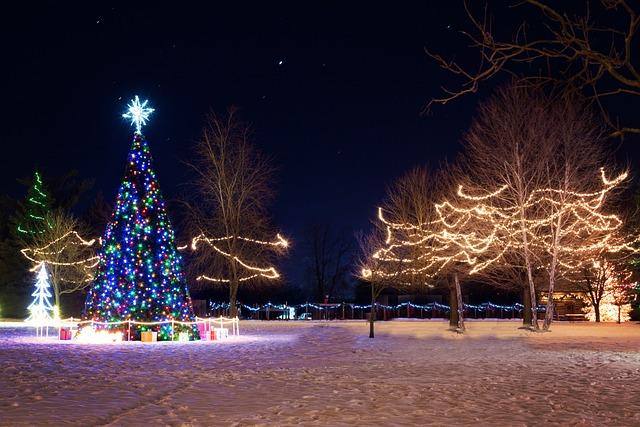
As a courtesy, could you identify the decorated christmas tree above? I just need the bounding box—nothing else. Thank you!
[26,262,54,325]
[17,170,53,239]
[84,96,197,340]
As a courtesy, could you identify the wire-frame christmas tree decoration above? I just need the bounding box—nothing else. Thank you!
[26,262,54,336]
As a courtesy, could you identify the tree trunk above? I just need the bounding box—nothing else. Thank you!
[522,231,539,330]
[454,273,465,332]
[543,197,565,331]
[617,305,621,324]
[227,243,240,318]
[449,279,459,328]
[594,304,601,322]
[522,286,532,326]
[229,281,238,318]
[369,283,376,338]
[50,266,61,311]
[52,274,61,316]
[54,287,61,313]
[543,256,558,331]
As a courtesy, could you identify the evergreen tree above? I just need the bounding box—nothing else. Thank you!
[16,170,53,240]
[0,172,52,318]
[84,97,196,340]
[0,195,29,318]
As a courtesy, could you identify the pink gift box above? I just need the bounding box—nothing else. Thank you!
[197,322,211,339]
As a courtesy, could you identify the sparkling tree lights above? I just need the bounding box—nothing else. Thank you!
[365,196,507,332]
[84,96,197,340]
[364,168,636,330]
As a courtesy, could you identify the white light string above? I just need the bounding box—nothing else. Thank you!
[185,233,288,283]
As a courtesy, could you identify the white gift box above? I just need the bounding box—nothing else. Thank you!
[214,327,229,339]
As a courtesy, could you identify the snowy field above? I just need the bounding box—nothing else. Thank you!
[0,320,639,426]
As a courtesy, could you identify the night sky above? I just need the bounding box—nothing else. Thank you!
[3,2,638,289]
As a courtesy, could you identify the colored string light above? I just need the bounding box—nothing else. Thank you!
[208,300,540,313]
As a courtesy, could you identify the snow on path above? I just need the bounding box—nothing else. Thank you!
[0,321,639,426]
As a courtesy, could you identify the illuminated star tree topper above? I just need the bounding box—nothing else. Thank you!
[122,95,154,133]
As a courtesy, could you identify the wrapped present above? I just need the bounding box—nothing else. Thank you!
[196,322,210,338]
[198,329,216,341]
[59,328,73,340]
[141,331,157,342]
[178,332,190,342]
[214,327,229,339]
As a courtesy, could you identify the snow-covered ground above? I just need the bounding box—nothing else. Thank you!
[0,320,639,426]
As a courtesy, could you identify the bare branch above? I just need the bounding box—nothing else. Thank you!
[427,0,640,137]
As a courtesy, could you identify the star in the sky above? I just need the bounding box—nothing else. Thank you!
[122,95,154,133]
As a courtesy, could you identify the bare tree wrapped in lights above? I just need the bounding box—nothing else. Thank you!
[453,86,636,330]
[574,255,637,322]
[20,211,97,311]
[357,225,412,339]
[360,167,502,333]
[454,86,555,329]
[358,168,443,336]
[610,268,637,323]
[185,110,287,317]
[364,87,637,333]
[536,167,631,329]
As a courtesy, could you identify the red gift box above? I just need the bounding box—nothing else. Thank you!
[200,329,217,341]
[59,328,73,340]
